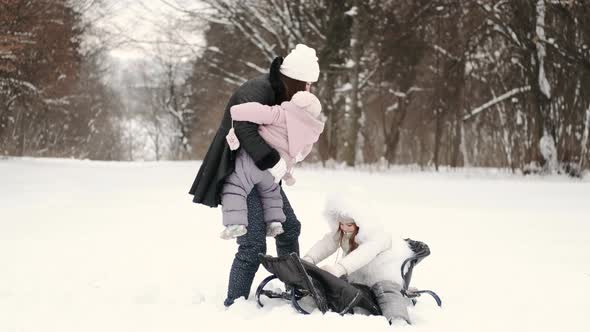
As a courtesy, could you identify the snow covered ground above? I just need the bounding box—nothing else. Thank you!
[1,158,589,332]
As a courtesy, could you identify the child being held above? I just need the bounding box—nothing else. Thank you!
[220,91,324,239]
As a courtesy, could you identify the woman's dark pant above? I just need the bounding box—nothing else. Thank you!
[224,187,301,306]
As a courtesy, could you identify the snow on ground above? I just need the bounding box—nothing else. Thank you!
[1,158,589,332]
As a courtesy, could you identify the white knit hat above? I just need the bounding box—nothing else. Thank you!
[280,44,320,83]
[291,91,322,117]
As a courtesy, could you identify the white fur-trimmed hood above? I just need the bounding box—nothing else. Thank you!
[323,193,386,244]
[304,192,413,286]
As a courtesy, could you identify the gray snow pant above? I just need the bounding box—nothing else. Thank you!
[224,186,301,306]
[371,280,412,324]
[221,150,285,226]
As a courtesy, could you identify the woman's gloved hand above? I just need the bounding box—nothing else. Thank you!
[301,256,315,264]
[320,263,346,278]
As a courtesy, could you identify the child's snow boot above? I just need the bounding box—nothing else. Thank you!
[266,222,284,237]
[220,225,247,239]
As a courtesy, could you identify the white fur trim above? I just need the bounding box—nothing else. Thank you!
[323,192,384,244]
[307,192,415,287]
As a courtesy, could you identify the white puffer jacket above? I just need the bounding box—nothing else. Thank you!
[304,194,413,287]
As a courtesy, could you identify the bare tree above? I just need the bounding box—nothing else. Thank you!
[171,0,590,174]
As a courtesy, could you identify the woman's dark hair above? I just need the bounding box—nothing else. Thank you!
[269,56,308,104]
[269,56,285,103]
[280,74,308,101]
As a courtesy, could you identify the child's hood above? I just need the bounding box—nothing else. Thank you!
[323,192,388,244]
[282,101,325,157]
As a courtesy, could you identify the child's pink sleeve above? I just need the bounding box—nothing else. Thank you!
[230,102,281,125]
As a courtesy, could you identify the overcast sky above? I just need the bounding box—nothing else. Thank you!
[95,0,205,59]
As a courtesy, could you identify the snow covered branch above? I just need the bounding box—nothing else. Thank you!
[464,86,531,121]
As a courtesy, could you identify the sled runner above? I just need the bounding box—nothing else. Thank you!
[255,238,442,315]
[400,239,442,307]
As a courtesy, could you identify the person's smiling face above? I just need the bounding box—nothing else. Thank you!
[338,216,357,233]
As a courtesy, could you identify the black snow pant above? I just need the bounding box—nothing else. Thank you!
[224,187,301,306]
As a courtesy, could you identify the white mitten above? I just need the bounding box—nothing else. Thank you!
[301,256,315,264]
[266,222,284,237]
[320,263,346,277]
[220,225,247,240]
[268,158,287,183]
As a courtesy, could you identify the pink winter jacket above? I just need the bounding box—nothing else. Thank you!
[230,101,325,175]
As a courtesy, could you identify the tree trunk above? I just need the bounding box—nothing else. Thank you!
[450,6,466,168]
[579,104,590,170]
[533,0,558,172]
[433,108,443,171]
[384,99,409,165]
[17,109,26,156]
[342,0,362,166]
[317,72,339,162]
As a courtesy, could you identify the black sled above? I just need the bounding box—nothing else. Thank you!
[255,238,442,316]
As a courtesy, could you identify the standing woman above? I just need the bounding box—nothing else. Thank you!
[188,44,320,306]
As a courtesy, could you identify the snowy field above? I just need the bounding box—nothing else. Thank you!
[1,158,589,332]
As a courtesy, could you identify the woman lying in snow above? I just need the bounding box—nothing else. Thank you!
[302,195,414,325]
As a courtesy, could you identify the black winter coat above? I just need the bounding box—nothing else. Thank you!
[188,73,285,207]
